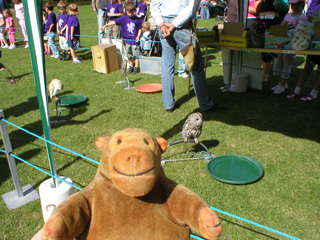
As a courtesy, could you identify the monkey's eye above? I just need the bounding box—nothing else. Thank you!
[144,139,149,145]
[117,139,122,144]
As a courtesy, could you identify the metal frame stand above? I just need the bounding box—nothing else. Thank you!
[0,110,39,210]
[51,98,67,124]
[0,63,21,84]
[115,38,135,90]
[161,139,214,165]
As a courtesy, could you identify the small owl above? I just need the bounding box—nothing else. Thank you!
[49,79,64,100]
[182,112,203,144]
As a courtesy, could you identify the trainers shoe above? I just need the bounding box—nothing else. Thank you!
[287,92,298,99]
[166,103,180,113]
[60,52,66,60]
[64,54,71,61]
[132,67,139,75]
[300,94,317,101]
[128,66,133,74]
[73,59,82,63]
[24,44,29,48]
[2,44,8,49]
[272,82,288,91]
[178,72,189,78]
[8,45,16,49]
[273,85,286,94]
[51,54,60,58]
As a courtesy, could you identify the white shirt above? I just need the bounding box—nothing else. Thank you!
[150,0,200,28]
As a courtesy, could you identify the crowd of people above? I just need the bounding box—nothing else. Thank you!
[1,0,319,112]
[96,0,149,74]
[0,0,28,50]
[225,0,320,101]
[42,1,82,63]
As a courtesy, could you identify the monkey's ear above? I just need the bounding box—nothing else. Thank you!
[95,136,110,152]
[156,137,167,153]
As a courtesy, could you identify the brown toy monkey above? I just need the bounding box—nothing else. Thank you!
[42,128,221,240]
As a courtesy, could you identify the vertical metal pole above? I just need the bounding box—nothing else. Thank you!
[23,0,57,187]
[227,49,234,91]
[0,110,23,197]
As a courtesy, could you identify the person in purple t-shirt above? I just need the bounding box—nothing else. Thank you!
[136,0,147,19]
[101,3,142,74]
[106,0,123,38]
[306,0,320,21]
[57,1,70,61]
[66,3,81,63]
[44,1,60,58]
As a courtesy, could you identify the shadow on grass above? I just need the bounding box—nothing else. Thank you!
[220,217,280,240]
[0,148,42,187]
[77,49,93,61]
[0,109,110,184]
[201,78,320,143]
[168,67,320,143]
[130,77,142,85]
[2,90,74,119]
[161,108,195,140]
[31,156,93,190]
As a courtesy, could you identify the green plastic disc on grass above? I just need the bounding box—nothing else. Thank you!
[207,155,264,184]
[59,94,87,107]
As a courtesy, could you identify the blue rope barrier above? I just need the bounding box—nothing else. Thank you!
[9,152,82,191]
[210,206,301,240]
[3,29,299,75]
[0,119,302,240]
[0,118,99,165]
[190,234,205,240]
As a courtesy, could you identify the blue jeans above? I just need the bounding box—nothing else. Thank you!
[98,9,107,44]
[160,19,213,111]
[200,4,210,20]
[47,32,59,55]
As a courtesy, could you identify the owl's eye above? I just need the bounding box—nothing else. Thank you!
[117,139,122,144]
[144,139,149,145]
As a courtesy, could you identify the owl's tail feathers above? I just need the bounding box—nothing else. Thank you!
[168,138,197,147]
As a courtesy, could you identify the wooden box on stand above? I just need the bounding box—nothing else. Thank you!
[91,44,119,74]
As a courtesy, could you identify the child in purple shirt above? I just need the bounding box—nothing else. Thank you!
[44,1,60,58]
[57,1,70,61]
[101,2,142,74]
[136,0,147,19]
[66,3,81,63]
[106,0,123,38]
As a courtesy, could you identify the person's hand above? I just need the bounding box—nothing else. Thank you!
[160,25,169,37]
[164,22,175,34]
[160,22,175,37]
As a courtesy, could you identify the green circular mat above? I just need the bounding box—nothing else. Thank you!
[59,94,87,107]
[207,155,264,185]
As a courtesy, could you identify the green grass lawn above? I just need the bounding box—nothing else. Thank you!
[0,1,319,239]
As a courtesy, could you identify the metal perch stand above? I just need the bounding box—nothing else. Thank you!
[116,38,135,90]
[0,63,20,84]
[161,138,214,165]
